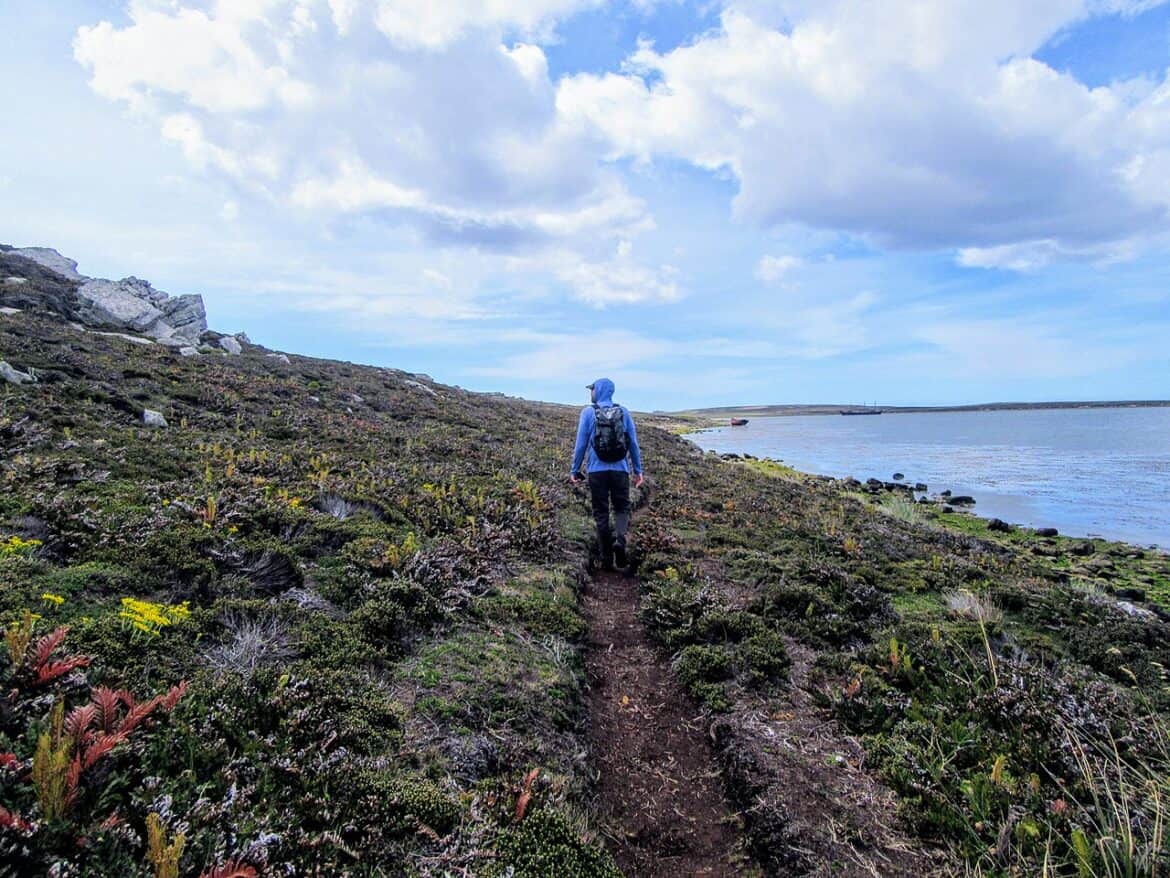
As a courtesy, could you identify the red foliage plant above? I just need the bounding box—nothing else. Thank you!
[66,681,189,753]
[30,627,92,685]
[36,681,190,819]
[0,805,31,832]
[200,862,259,878]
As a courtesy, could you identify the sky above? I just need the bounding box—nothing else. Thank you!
[2,1,1170,411]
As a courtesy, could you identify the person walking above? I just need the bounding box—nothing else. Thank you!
[569,378,644,569]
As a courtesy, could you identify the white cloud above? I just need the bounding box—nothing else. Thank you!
[756,254,801,282]
[73,0,659,292]
[220,200,239,222]
[471,328,674,380]
[956,238,1136,270]
[74,7,316,113]
[558,1,1170,262]
[371,0,600,50]
[551,241,681,305]
[913,316,1147,378]
[422,267,452,288]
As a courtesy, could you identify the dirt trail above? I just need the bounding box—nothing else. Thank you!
[584,570,750,877]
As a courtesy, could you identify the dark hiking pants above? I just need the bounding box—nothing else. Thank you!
[588,470,630,557]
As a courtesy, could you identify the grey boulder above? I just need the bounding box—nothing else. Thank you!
[0,361,36,385]
[143,409,168,428]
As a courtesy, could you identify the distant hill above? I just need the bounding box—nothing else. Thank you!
[679,399,1170,419]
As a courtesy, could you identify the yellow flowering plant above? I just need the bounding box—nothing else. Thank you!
[119,598,192,637]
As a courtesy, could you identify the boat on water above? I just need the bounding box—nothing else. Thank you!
[730,417,749,426]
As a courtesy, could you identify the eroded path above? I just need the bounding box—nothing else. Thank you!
[584,570,751,877]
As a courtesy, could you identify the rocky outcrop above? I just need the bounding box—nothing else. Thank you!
[74,276,206,344]
[4,246,84,281]
[0,246,207,343]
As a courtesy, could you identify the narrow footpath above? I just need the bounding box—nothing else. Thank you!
[584,570,751,877]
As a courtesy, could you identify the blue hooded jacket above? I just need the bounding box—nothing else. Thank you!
[570,377,642,476]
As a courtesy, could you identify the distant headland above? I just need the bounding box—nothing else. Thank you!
[669,399,1170,419]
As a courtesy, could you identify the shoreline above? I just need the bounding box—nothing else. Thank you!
[678,430,1170,557]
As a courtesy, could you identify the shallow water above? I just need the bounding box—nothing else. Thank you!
[687,406,1170,548]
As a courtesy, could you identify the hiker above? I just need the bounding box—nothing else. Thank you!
[569,378,644,569]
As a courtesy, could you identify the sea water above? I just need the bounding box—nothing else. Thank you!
[687,406,1170,549]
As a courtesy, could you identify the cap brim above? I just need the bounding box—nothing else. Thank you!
[586,383,594,389]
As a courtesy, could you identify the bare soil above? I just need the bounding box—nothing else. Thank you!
[583,569,752,877]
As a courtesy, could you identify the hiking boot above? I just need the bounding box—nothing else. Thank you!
[613,540,627,569]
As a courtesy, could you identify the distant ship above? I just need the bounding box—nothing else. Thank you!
[730,417,749,426]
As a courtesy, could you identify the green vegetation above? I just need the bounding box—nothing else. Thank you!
[0,312,612,876]
[634,443,1170,875]
[2,306,1169,876]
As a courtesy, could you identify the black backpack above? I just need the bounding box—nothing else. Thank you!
[592,404,629,463]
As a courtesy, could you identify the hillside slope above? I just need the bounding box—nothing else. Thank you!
[2,253,1169,877]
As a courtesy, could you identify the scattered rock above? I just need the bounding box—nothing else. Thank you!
[1035,527,1059,537]
[987,518,1013,533]
[0,361,34,386]
[949,495,976,506]
[267,353,291,364]
[349,393,365,405]
[3,277,27,286]
[93,330,155,346]
[892,472,904,481]
[941,490,952,498]
[1,360,35,384]
[0,306,22,315]
[179,346,200,357]
[1070,541,1095,557]
[403,378,438,397]
[143,409,168,428]
[1031,544,1060,557]
[914,482,928,491]
[1116,601,1155,620]
[219,335,243,355]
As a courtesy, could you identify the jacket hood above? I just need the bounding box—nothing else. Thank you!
[590,377,616,406]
